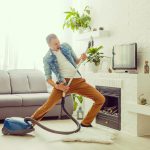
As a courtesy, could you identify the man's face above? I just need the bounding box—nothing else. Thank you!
[49,38,60,51]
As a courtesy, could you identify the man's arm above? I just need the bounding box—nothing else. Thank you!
[75,53,87,64]
[43,58,53,81]
[76,58,82,64]
[47,79,69,92]
[47,79,57,88]
[43,58,57,88]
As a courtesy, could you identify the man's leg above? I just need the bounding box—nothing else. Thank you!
[31,88,63,121]
[67,78,105,126]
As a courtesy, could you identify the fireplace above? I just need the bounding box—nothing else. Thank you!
[95,86,121,130]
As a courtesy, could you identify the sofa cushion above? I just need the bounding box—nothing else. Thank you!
[0,94,22,107]
[8,70,30,94]
[15,93,61,106]
[27,71,47,93]
[8,69,47,94]
[0,70,11,94]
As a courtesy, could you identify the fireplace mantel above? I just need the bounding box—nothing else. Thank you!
[83,71,150,136]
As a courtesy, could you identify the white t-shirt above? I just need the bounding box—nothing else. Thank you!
[53,50,81,78]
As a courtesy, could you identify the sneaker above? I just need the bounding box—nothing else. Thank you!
[80,123,93,127]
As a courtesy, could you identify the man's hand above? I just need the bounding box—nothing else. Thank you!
[80,53,87,61]
[76,53,87,64]
[54,83,70,92]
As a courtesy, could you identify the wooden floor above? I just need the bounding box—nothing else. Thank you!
[0,119,150,150]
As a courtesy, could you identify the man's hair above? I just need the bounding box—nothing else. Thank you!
[46,34,58,44]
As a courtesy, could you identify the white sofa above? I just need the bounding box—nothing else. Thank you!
[0,69,73,120]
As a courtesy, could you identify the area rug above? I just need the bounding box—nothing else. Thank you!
[62,126,118,144]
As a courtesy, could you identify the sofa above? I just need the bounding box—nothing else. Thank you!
[0,69,73,120]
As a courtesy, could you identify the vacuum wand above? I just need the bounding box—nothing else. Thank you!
[62,45,90,98]
[62,59,83,97]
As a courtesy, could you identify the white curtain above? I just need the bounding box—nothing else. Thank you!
[0,0,72,71]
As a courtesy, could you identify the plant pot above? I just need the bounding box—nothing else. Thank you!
[88,62,100,73]
[73,102,84,118]
[78,27,91,34]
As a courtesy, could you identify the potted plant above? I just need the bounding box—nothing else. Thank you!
[63,6,91,33]
[85,45,104,72]
[72,94,83,111]
[72,94,84,119]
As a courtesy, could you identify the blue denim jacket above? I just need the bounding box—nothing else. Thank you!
[43,43,81,83]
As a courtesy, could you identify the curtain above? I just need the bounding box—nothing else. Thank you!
[0,0,72,71]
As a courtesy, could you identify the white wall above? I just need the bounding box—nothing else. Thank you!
[0,0,72,70]
[71,0,150,73]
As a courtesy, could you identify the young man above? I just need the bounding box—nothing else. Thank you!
[31,34,105,127]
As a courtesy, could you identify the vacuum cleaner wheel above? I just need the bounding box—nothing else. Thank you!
[2,127,9,135]
[2,126,35,135]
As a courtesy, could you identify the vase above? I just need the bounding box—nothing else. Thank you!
[78,27,91,34]
[88,62,100,73]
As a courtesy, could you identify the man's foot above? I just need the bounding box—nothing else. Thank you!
[80,123,93,127]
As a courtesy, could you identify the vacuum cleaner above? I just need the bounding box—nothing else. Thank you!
[1,58,85,136]
[2,95,81,135]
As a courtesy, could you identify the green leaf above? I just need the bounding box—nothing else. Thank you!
[85,9,90,14]
[63,23,66,29]
[64,11,71,14]
[74,101,78,111]
[76,95,83,103]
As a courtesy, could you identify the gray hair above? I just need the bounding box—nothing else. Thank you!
[46,34,58,44]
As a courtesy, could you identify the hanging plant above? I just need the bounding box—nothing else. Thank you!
[63,6,91,32]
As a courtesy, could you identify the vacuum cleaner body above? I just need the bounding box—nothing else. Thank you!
[2,117,34,135]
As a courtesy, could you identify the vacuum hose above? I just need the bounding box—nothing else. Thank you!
[24,96,81,135]
[24,58,86,135]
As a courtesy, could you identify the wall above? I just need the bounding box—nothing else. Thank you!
[71,0,150,73]
[0,0,72,70]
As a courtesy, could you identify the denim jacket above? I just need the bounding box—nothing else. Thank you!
[43,43,81,83]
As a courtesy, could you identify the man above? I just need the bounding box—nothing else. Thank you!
[31,34,105,127]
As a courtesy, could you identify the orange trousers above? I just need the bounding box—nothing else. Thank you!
[31,78,105,126]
